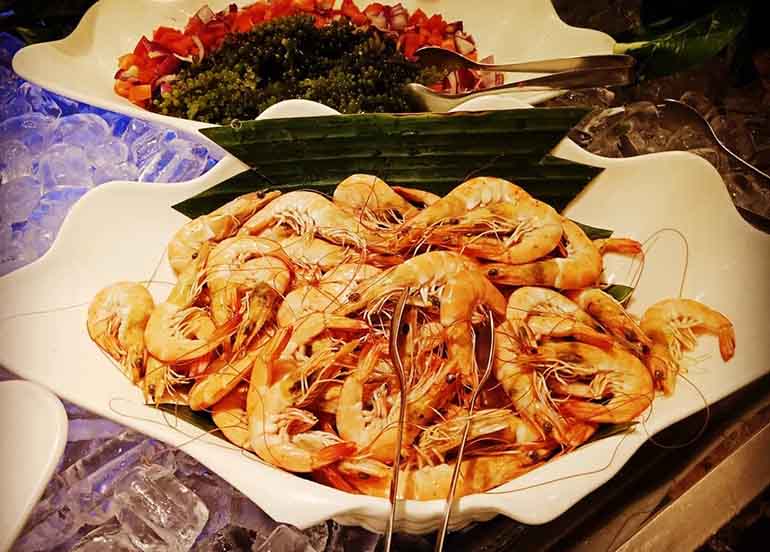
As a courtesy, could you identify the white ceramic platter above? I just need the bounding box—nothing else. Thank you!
[1,96,769,533]
[12,0,614,134]
[0,380,68,551]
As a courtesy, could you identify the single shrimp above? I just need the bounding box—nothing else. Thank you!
[335,251,481,316]
[168,190,280,274]
[525,342,655,424]
[276,264,382,327]
[280,312,369,362]
[485,218,602,289]
[188,343,265,411]
[238,191,390,252]
[212,384,252,450]
[142,356,190,405]
[439,270,507,387]
[493,321,587,446]
[145,245,234,363]
[248,342,358,472]
[333,174,418,229]
[330,452,541,500]
[640,298,736,395]
[206,236,291,326]
[337,343,459,463]
[414,408,540,466]
[566,288,652,356]
[402,177,531,231]
[505,286,612,349]
[87,281,155,383]
[424,198,563,265]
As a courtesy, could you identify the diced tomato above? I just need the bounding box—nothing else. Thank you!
[341,0,368,25]
[294,0,317,12]
[185,15,205,36]
[133,36,152,58]
[233,12,254,32]
[118,53,139,70]
[428,30,443,46]
[408,8,428,27]
[114,79,133,98]
[155,54,181,76]
[129,84,153,103]
[400,31,422,59]
[168,35,195,56]
[153,26,184,44]
[426,13,445,33]
[245,2,267,22]
[440,37,455,51]
[270,0,295,18]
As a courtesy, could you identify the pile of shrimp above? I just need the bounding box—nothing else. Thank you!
[87,174,736,500]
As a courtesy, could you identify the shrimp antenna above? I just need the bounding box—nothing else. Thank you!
[383,286,411,552]
[435,306,496,552]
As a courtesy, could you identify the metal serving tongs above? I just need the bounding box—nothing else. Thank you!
[406,47,636,112]
[383,287,412,552]
[433,307,496,552]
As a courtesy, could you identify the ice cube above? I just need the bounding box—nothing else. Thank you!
[0,95,32,120]
[18,82,63,119]
[252,525,316,552]
[131,129,177,168]
[193,526,256,552]
[122,119,155,145]
[51,113,112,149]
[38,143,93,191]
[0,222,12,250]
[52,94,84,117]
[94,162,139,185]
[325,522,379,552]
[0,113,55,154]
[100,112,131,137]
[302,523,329,552]
[70,520,139,552]
[68,418,127,442]
[88,138,130,167]
[16,433,169,550]
[177,470,233,541]
[0,139,34,181]
[19,220,54,258]
[138,148,177,182]
[116,507,170,552]
[139,139,208,183]
[113,464,209,552]
[0,175,40,223]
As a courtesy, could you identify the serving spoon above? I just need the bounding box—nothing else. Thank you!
[658,99,770,233]
[415,46,636,74]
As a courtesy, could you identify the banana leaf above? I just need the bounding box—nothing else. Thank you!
[614,2,750,78]
[154,403,227,443]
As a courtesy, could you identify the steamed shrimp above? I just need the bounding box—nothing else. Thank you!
[486,218,602,289]
[566,288,652,356]
[87,281,155,383]
[525,342,655,424]
[168,190,280,274]
[238,191,390,252]
[333,174,418,229]
[505,287,612,349]
[641,298,735,395]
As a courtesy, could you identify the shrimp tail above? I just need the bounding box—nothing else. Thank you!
[718,326,736,361]
[595,238,643,256]
[312,465,360,494]
[560,395,651,424]
[318,441,358,464]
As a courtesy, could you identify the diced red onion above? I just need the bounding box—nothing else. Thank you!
[147,51,168,59]
[114,68,124,79]
[155,74,178,85]
[454,31,476,56]
[366,11,387,30]
[390,4,408,31]
[445,71,459,94]
[196,5,215,24]
[160,82,174,96]
[123,65,139,79]
[173,53,195,63]
[191,35,206,62]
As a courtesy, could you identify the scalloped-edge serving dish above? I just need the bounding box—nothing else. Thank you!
[0,380,68,550]
[1,96,769,534]
[12,0,614,135]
